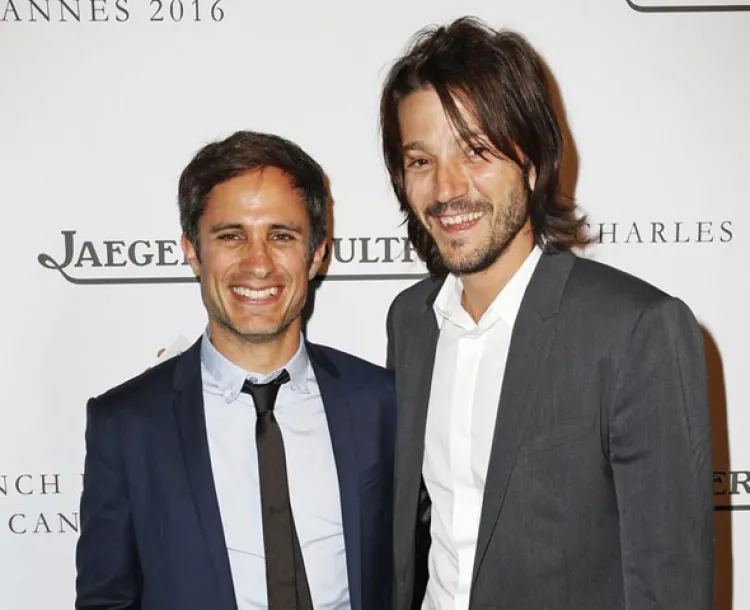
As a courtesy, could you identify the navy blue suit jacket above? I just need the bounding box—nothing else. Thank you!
[75,337,396,610]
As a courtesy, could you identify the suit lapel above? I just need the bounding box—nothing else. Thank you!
[393,282,441,572]
[172,338,236,610]
[471,250,575,587]
[306,343,363,610]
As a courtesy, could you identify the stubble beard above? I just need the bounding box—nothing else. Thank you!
[206,285,308,346]
[435,188,529,275]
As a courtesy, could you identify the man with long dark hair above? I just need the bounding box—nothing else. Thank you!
[381,17,713,610]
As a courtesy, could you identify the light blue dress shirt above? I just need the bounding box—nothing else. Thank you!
[201,329,350,609]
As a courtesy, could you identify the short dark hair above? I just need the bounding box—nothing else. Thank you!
[380,16,586,275]
[178,130,328,259]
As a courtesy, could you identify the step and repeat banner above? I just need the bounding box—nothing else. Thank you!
[1,0,747,608]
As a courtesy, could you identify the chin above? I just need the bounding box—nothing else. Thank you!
[225,317,275,337]
[238,327,286,343]
[440,245,481,266]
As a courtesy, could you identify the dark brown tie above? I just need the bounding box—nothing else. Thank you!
[242,370,313,610]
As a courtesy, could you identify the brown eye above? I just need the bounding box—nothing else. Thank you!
[468,145,487,158]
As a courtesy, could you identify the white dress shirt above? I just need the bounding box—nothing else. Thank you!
[201,331,350,609]
[422,246,542,610]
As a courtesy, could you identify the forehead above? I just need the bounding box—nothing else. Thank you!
[205,166,307,217]
[398,86,479,144]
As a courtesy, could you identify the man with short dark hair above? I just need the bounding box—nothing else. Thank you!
[75,131,395,610]
[381,17,713,610]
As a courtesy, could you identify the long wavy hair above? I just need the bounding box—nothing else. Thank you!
[380,16,586,275]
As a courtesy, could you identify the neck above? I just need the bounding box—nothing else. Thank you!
[209,320,301,375]
[460,222,535,323]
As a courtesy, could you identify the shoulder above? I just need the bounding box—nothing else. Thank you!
[565,253,669,311]
[308,342,393,387]
[561,253,699,336]
[89,350,185,416]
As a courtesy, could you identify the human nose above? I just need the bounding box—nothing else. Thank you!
[434,157,469,203]
[240,238,274,278]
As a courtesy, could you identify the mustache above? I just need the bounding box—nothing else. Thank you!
[425,198,493,218]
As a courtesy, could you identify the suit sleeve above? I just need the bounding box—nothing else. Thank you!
[75,397,141,609]
[608,297,714,610]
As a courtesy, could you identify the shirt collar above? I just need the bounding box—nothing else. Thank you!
[433,245,543,332]
[200,327,311,403]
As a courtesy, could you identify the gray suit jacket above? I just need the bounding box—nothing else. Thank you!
[387,249,714,610]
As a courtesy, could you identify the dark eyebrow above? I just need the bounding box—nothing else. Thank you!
[208,222,304,235]
[402,141,429,154]
[269,223,303,234]
[402,132,488,155]
[456,130,491,147]
[463,130,485,140]
[209,222,244,234]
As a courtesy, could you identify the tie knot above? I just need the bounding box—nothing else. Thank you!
[242,369,290,415]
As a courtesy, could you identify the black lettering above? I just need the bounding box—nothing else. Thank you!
[331,237,356,264]
[713,471,728,495]
[74,241,103,267]
[169,0,183,20]
[696,221,713,243]
[625,222,642,244]
[15,474,33,495]
[730,471,750,495]
[402,237,417,263]
[720,220,733,243]
[38,230,76,271]
[58,512,79,533]
[651,222,666,243]
[209,0,222,21]
[114,0,127,20]
[599,222,618,244]
[59,0,80,20]
[359,238,380,263]
[9,514,26,534]
[1,0,21,20]
[29,0,50,21]
[0,474,6,495]
[375,237,400,263]
[128,240,154,266]
[33,513,52,534]
[104,240,127,267]
[150,0,162,20]
[156,240,180,266]
[89,0,107,21]
[674,221,690,243]
[581,222,592,244]
[583,222,600,245]
[40,474,61,495]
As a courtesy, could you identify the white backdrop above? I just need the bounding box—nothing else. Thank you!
[0,1,747,608]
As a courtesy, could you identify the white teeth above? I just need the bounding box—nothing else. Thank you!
[232,286,279,299]
[439,212,483,226]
